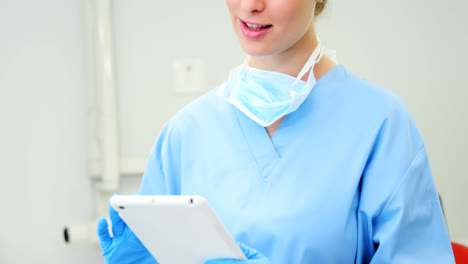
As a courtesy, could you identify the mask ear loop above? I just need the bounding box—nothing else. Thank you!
[290,41,323,90]
[228,56,250,82]
[242,42,323,87]
[307,46,324,85]
[244,56,251,67]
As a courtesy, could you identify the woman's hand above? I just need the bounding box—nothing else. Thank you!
[97,195,158,264]
[204,242,271,264]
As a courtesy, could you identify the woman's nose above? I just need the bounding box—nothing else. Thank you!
[240,0,265,14]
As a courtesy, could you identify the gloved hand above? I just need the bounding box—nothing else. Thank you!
[204,242,271,264]
[97,195,158,264]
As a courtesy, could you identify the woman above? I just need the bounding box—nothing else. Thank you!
[97,0,455,263]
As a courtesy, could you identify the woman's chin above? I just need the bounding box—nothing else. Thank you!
[240,43,276,57]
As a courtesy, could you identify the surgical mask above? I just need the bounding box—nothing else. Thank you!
[218,42,324,127]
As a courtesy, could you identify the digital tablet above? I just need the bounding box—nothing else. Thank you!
[110,195,246,264]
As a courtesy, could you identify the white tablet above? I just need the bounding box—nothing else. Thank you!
[110,195,247,264]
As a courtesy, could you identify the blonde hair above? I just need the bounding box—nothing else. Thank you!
[315,0,328,16]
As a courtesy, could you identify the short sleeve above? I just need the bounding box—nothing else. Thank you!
[354,91,455,263]
[369,146,455,263]
[139,147,168,195]
[139,120,182,195]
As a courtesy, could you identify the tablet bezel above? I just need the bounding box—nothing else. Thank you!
[110,195,246,264]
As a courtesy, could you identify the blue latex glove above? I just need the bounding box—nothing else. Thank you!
[97,195,158,264]
[204,243,271,264]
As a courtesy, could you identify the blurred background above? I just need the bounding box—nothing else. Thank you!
[1,0,467,263]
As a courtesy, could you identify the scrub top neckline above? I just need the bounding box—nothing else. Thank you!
[231,64,345,181]
[270,64,344,140]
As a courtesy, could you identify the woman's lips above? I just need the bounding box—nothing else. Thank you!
[239,19,272,40]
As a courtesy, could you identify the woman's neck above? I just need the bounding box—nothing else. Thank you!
[248,28,319,80]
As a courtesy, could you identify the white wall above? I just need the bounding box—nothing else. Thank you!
[0,0,102,263]
[0,0,466,263]
[112,0,244,158]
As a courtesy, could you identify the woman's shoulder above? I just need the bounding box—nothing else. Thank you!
[174,84,230,117]
[313,65,424,148]
[160,83,233,135]
[323,65,411,120]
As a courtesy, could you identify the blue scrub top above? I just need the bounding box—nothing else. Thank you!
[140,65,455,263]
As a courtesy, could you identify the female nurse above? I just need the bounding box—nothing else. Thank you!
[97,0,455,263]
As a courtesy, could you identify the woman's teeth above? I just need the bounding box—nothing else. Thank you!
[245,22,270,31]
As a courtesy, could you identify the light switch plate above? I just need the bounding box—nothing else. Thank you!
[172,58,205,94]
